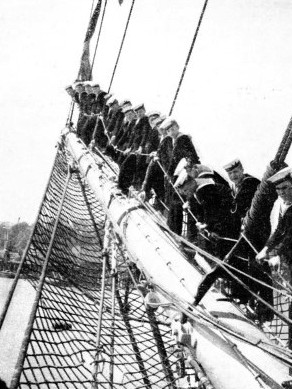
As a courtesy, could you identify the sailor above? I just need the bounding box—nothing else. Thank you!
[117,104,150,193]
[115,107,137,166]
[223,158,275,307]
[162,118,200,235]
[74,82,88,108]
[91,83,101,97]
[139,116,172,212]
[193,165,275,315]
[84,81,93,95]
[102,93,113,124]
[144,114,165,156]
[109,100,132,144]
[78,86,100,146]
[72,81,83,104]
[193,178,234,258]
[65,85,77,102]
[86,82,98,112]
[256,167,292,271]
[104,98,125,159]
[127,104,152,157]
[90,90,110,149]
[135,109,161,188]
[105,97,119,128]
[223,159,260,236]
[73,82,92,143]
[78,84,109,147]
[179,160,232,243]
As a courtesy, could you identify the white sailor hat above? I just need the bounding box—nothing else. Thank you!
[146,111,160,119]
[267,167,292,185]
[91,82,100,88]
[103,93,112,101]
[197,165,214,177]
[73,81,85,88]
[122,106,134,114]
[160,117,179,131]
[223,158,242,172]
[195,178,215,192]
[133,103,145,111]
[120,99,131,108]
[152,116,165,127]
[107,97,118,107]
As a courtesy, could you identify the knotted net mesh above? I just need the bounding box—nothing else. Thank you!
[11,148,195,389]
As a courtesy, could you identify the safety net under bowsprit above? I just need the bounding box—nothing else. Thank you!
[6,147,200,389]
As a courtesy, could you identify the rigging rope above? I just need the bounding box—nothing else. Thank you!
[88,144,292,320]
[108,0,136,93]
[90,0,109,78]
[92,252,107,383]
[130,184,292,300]
[10,164,73,389]
[89,0,96,18]
[169,0,209,116]
[2,147,197,389]
[86,113,292,303]
[160,225,292,328]
[244,114,292,242]
[0,148,61,331]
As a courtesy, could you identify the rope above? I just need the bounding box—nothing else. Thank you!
[244,114,292,243]
[217,330,283,389]
[169,0,209,115]
[66,100,75,127]
[89,0,96,18]
[10,165,72,389]
[108,0,136,92]
[109,252,116,388]
[241,232,292,294]
[90,0,108,78]
[92,252,107,383]
[89,122,292,300]
[0,147,61,331]
[275,115,292,165]
[162,227,292,327]
[146,203,292,299]
[125,265,178,388]
[7,147,191,388]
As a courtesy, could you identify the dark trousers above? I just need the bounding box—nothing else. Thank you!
[167,191,183,235]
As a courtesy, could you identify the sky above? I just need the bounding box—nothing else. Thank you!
[1,0,292,224]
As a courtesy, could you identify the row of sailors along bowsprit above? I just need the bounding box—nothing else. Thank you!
[66,81,291,322]
[65,80,200,196]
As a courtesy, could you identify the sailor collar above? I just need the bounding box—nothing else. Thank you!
[172,132,183,145]
[232,174,253,194]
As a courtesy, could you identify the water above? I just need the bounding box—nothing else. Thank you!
[0,278,35,385]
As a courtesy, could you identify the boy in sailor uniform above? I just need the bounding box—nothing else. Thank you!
[256,167,292,271]
[224,159,260,236]
[139,116,172,212]
[161,118,200,235]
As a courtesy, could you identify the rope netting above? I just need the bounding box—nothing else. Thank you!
[8,148,198,389]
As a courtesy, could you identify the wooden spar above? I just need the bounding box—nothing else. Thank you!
[65,132,291,389]
[244,115,292,242]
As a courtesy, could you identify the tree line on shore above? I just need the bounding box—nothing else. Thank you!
[0,222,32,258]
